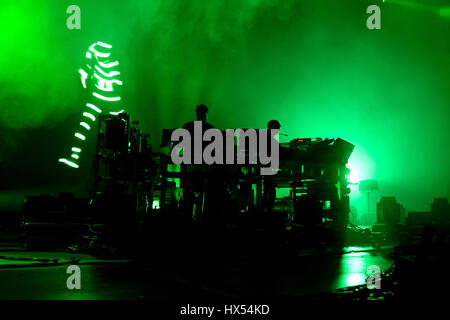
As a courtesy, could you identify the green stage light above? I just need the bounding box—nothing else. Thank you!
[348,168,359,184]
[152,199,160,210]
[440,7,450,19]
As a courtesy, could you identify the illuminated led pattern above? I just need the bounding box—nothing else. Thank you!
[59,41,124,168]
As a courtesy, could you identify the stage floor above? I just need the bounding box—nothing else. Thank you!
[0,245,393,300]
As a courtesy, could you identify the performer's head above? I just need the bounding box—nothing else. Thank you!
[196,104,208,121]
[267,119,281,130]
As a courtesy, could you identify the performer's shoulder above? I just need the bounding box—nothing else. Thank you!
[182,121,194,129]
[204,122,215,130]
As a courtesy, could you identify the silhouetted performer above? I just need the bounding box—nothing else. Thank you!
[182,104,214,134]
[181,104,215,221]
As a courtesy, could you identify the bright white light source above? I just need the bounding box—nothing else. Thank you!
[348,168,359,184]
